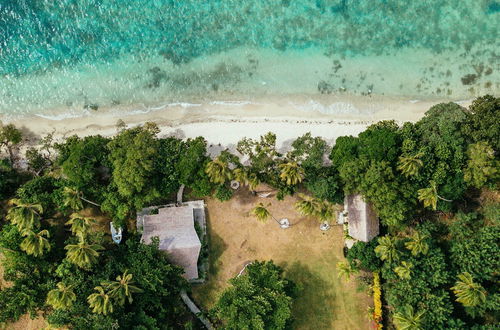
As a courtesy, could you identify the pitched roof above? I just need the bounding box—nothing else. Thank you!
[345,194,379,242]
[141,205,201,279]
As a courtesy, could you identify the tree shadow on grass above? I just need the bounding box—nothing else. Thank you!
[192,211,228,307]
[284,261,337,329]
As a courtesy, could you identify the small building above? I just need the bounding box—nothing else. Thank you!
[138,201,205,280]
[344,194,379,242]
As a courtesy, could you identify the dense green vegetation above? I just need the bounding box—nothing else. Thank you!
[0,95,498,329]
[211,261,296,329]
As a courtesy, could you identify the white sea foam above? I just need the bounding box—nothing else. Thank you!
[34,110,90,121]
[210,100,255,106]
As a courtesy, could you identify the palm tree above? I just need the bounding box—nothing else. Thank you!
[417,181,452,210]
[405,232,429,256]
[393,305,425,330]
[65,213,96,237]
[336,261,358,281]
[294,194,321,217]
[20,229,51,256]
[63,187,100,210]
[394,261,413,280]
[47,282,76,310]
[375,235,400,263]
[87,286,114,315]
[451,272,486,307]
[278,162,305,186]
[65,238,104,269]
[397,152,424,177]
[102,270,143,306]
[6,199,43,231]
[205,157,233,185]
[251,203,281,225]
[233,167,260,192]
[316,200,336,223]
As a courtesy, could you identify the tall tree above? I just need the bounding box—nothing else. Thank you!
[87,286,114,315]
[205,156,233,185]
[463,141,498,189]
[212,261,294,330]
[237,132,280,176]
[233,167,260,192]
[47,282,77,310]
[405,232,429,256]
[56,135,111,194]
[417,181,452,210]
[278,161,305,186]
[462,95,500,150]
[393,305,425,330]
[394,261,413,280]
[65,213,96,238]
[102,270,143,306]
[451,272,487,307]
[65,238,103,269]
[294,194,321,217]
[251,203,281,225]
[62,187,101,211]
[397,152,424,177]
[6,199,43,231]
[19,229,51,257]
[0,124,22,165]
[107,122,161,213]
[336,261,358,281]
[375,236,400,263]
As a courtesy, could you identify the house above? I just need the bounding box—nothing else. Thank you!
[344,194,379,242]
[138,201,205,280]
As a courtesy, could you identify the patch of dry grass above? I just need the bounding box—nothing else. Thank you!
[192,187,372,330]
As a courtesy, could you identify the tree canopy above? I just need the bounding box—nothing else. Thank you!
[212,261,295,329]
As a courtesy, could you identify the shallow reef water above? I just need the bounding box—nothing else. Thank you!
[0,0,498,115]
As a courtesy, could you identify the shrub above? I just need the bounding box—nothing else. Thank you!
[214,185,233,202]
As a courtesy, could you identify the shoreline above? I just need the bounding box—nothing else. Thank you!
[2,94,472,150]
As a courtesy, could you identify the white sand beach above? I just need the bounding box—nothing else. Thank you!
[2,94,472,152]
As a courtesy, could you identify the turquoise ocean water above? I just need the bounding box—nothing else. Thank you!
[0,0,499,118]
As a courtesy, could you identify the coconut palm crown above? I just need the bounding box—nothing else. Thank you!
[451,272,487,307]
[47,282,76,310]
[405,232,429,256]
[394,261,413,280]
[417,180,452,210]
[233,167,260,191]
[20,229,51,257]
[205,157,233,185]
[393,305,425,330]
[65,213,96,238]
[6,199,43,231]
[102,270,143,306]
[397,152,424,177]
[278,161,305,186]
[375,235,400,263]
[65,238,104,269]
[251,202,271,223]
[88,286,114,315]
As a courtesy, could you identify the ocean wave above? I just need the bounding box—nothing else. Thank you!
[210,101,257,106]
[34,110,90,121]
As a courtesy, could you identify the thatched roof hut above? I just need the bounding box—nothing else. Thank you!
[140,204,202,280]
[344,194,379,242]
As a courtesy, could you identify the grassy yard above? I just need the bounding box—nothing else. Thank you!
[192,187,373,330]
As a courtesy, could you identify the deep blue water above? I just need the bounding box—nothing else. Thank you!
[0,0,499,115]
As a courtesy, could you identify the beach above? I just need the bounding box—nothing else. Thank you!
[1,94,472,152]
